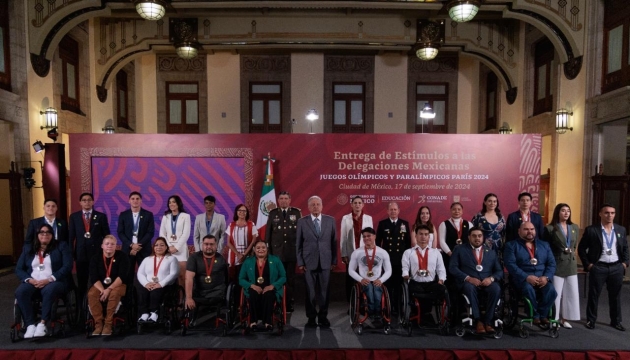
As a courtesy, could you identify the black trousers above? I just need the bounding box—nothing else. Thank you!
[587,261,624,324]
[283,261,296,302]
[248,288,276,325]
[76,260,90,301]
[135,282,167,314]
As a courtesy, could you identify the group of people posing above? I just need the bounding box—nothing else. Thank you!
[15,190,628,339]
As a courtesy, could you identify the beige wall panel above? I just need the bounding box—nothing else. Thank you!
[457,56,478,134]
[374,54,407,133]
[135,55,158,134]
[208,52,241,134]
[291,53,324,134]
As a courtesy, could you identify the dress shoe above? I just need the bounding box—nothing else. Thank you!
[475,321,486,334]
[532,318,541,326]
[484,325,495,334]
[585,320,595,329]
[318,317,331,327]
[305,318,317,328]
[560,320,572,329]
[611,322,626,331]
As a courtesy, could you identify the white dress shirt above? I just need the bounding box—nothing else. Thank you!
[402,245,446,282]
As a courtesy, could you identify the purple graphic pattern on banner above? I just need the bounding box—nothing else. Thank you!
[91,157,245,245]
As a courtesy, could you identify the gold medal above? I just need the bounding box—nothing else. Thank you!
[456,239,462,245]
[204,275,212,283]
[367,271,374,277]
[257,276,264,284]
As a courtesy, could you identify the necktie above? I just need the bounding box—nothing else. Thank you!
[283,209,287,217]
[314,218,321,235]
[85,212,90,221]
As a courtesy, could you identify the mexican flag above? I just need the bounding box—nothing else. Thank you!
[256,153,277,236]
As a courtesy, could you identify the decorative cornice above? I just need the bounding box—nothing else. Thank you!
[241,56,290,73]
[158,55,206,72]
[409,56,457,73]
[324,56,374,74]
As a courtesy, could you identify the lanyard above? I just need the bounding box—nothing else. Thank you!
[257,258,266,278]
[171,214,178,237]
[559,223,571,248]
[526,243,536,261]
[364,246,376,274]
[103,255,114,280]
[153,256,165,277]
[204,255,216,277]
[38,251,45,265]
[602,228,614,250]
[415,247,429,271]
[83,212,91,233]
[521,210,530,222]
[473,246,483,266]
[133,212,140,234]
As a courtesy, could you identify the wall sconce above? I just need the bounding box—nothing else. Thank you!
[39,107,58,130]
[135,0,167,21]
[447,1,481,23]
[47,128,59,142]
[170,18,201,60]
[306,109,319,134]
[419,102,436,120]
[32,140,45,153]
[555,109,573,134]
[498,122,512,134]
[415,20,444,61]
[102,119,115,134]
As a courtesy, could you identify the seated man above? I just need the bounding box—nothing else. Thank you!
[504,221,557,327]
[449,227,503,334]
[88,235,130,336]
[348,227,392,322]
[402,224,447,321]
[185,235,229,314]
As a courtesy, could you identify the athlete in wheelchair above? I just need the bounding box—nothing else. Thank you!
[13,223,74,339]
[449,227,504,337]
[399,224,449,336]
[182,234,232,336]
[504,222,559,338]
[238,240,286,334]
[347,227,392,335]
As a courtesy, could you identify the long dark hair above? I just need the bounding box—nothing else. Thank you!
[233,204,250,221]
[152,237,171,257]
[480,193,502,219]
[29,223,57,256]
[413,206,435,233]
[550,203,573,226]
[164,195,186,215]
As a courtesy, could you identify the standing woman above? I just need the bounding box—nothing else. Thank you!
[136,237,179,323]
[226,204,258,280]
[544,203,580,329]
[159,195,191,287]
[471,193,506,253]
[411,206,438,248]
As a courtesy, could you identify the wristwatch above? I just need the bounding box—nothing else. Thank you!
[490,276,495,282]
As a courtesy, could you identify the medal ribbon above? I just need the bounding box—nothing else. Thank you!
[602,228,614,250]
[206,213,213,235]
[256,258,266,280]
[204,255,216,278]
[521,210,530,222]
[171,214,178,238]
[526,243,536,262]
[364,246,376,275]
[415,247,429,271]
[473,246,483,266]
[102,254,114,281]
[153,255,165,278]
[559,223,570,248]
[38,250,45,266]
[133,213,140,235]
[450,218,463,240]
[83,212,91,233]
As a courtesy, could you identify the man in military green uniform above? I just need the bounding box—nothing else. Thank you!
[265,191,302,312]
[376,202,412,310]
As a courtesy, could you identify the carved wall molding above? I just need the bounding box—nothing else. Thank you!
[158,56,206,72]
[325,56,374,74]
[409,56,458,73]
[241,56,290,73]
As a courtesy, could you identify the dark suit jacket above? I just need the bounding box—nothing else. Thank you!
[449,244,503,288]
[117,208,155,258]
[265,207,301,262]
[296,214,337,270]
[24,217,69,244]
[69,210,111,263]
[506,211,545,242]
[16,241,73,289]
[376,218,411,267]
[578,223,629,270]
[504,238,556,286]
[543,223,579,277]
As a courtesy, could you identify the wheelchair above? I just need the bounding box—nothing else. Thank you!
[349,282,391,335]
[180,282,236,336]
[136,284,185,335]
[238,285,286,335]
[398,280,450,336]
[454,290,504,338]
[84,288,131,338]
[502,281,560,338]
[10,284,78,342]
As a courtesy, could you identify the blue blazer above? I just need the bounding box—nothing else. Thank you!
[24,217,69,244]
[504,238,556,286]
[506,211,544,243]
[449,244,503,288]
[69,210,111,262]
[117,208,155,258]
[16,241,73,289]
[239,254,286,302]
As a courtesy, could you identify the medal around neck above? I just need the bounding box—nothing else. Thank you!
[257,276,264,284]
[152,276,159,282]
[530,258,538,265]
[456,239,462,245]
[606,249,613,255]
[171,234,177,240]
[84,232,91,239]
[418,269,428,277]
[204,275,212,284]
[103,277,112,285]
[38,264,45,271]
[475,265,483,272]
[367,271,374,277]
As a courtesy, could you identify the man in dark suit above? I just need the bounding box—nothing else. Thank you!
[449,227,503,334]
[265,191,301,312]
[296,195,337,328]
[506,192,545,242]
[376,202,411,308]
[578,203,629,331]
[24,199,69,244]
[69,192,111,300]
[117,191,155,278]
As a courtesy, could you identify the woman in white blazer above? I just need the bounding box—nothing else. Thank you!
[159,195,191,286]
[340,196,373,302]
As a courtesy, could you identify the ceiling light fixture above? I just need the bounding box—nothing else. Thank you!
[135,0,167,21]
[447,1,481,23]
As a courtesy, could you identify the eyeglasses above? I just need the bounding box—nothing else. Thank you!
[38,231,53,235]
[237,209,247,213]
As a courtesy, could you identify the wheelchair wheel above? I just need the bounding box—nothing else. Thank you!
[64,288,79,327]
[348,285,360,328]
[549,327,559,338]
[381,285,391,322]
[383,324,391,335]
[519,326,529,338]
[12,300,24,342]
[493,327,503,339]
[455,326,465,337]
[357,324,363,335]
[136,322,143,335]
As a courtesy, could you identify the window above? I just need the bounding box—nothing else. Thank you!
[166,82,199,134]
[485,71,498,131]
[603,0,630,93]
[249,82,282,133]
[533,38,554,115]
[0,0,11,92]
[59,35,81,114]
[415,83,448,134]
[116,70,129,129]
[332,83,365,133]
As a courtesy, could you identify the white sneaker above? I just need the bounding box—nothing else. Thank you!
[34,323,47,337]
[139,313,149,322]
[561,320,572,329]
[24,325,36,339]
[149,312,158,322]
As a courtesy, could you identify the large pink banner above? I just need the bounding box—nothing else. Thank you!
[69,134,541,232]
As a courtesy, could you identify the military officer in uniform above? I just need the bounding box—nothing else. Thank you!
[265,191,301,312]
[376,202,412,309]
